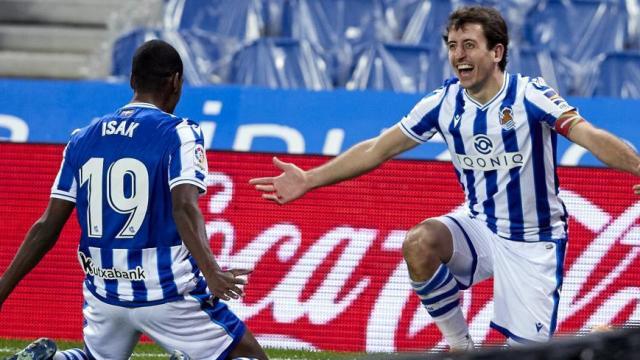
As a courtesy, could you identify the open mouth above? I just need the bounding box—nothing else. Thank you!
[457,64,473,77]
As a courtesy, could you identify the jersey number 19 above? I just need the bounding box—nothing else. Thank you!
[80,157,149,238]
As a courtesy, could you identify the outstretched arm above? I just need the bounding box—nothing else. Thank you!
[171,184,251,301]
[249,125,420,204]
[0,198,75,309]
[566,119,640,194]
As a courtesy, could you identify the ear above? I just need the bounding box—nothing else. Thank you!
[493,43,505,65]
[129,75,136,90]
[171,72,182,93]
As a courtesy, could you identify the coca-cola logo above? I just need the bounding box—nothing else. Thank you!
[0,145,637,351]
[199,156,640,352]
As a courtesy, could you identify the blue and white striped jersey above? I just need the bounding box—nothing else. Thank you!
[399,73,573,242]
[51,102,209,307]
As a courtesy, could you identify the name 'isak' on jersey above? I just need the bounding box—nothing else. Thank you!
[102,120,140,137]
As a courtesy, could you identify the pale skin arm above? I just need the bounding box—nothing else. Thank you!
[249,125,420,204]
[566,120,640,195]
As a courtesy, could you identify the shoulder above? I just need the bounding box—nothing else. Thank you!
[151,111,193,132]
[173,117,203,134]
[142,108,181,125]
[523,76,573,112]
[524,76,551,92]
[523,76,560,99]
[442,76,460,89]
[165,117,205,145]
[440,76,460,98]
[415,77,459,110]
[67,116,104,145]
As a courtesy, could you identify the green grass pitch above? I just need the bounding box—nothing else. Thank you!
[0,338,363,360]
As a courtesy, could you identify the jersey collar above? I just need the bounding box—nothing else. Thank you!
[121,102,160,110]
[463,72,509,110]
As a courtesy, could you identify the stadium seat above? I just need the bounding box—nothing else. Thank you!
[400,0,453,46]
[230,37,333,90]
[112,28,163,79]
[507,46,571,96]
[523,0,628,64]
[346,42,450,93]
[107,0,638,99]
[263,0,288,36]
[111,27,232,85]
[281,0,395,86]
[163,0,265,43]
[396,0,540,47]
[624,0,640,49]
[594,51,640,99]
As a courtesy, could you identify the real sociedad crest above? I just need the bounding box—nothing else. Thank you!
[499,106,515,131]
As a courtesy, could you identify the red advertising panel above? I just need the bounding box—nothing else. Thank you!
[0,142,638,351]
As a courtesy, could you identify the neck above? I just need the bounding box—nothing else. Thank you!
[131,93,173,114]
[466,70,505,105]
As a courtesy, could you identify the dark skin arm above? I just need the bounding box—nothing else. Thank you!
[171,184,250,301]
[0,198,75,310]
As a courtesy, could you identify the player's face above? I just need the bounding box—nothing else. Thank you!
[447,23,502,93]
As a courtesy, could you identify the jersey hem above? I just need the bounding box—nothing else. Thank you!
[50,192,77,203]
[398,122,426,143]
[169,178,207,194]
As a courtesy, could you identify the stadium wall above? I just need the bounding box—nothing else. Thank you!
[0,79,639,167]
[0,142,638,352]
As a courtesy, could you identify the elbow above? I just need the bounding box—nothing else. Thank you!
[29,219,59,251]
[362,141,390,165]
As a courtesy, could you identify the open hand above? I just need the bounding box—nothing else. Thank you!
[207,268,252,301]
[249,157,310,204]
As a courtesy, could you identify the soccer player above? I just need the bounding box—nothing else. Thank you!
[250,6,640,350]
[0,40,268,360]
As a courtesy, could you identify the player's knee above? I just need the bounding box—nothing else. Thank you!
[402,221,444,261]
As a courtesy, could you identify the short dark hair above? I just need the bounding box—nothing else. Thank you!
[131,39,183,93]
[442,6,509,71]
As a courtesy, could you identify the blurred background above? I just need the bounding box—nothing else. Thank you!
[0,0,638,97]
[1,0,640,358]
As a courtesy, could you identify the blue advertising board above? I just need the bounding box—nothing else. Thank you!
[0,78,638,166]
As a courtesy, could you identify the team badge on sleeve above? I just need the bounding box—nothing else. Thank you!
[544,90,572,112]
[532,77,572,112]
[194,144,208,173]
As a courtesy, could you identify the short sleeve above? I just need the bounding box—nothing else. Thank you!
[168,120,208,194]
[398,87,446,143]
[524,77,576,128]
[51,142,78,203]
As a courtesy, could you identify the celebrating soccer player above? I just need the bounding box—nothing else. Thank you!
[250,6,640,350]
[0,40,268,360]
